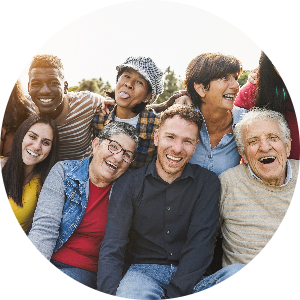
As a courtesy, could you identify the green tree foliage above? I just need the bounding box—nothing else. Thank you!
[155,67,185,104]
[238,70,251,87]
[68,77,111,97]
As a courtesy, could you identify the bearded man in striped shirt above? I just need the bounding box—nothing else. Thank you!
[219,108,299,267]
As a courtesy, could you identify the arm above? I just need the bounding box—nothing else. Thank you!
[28,162,66,260]
[89,91,115,115]
[167,172,221,298]
[97,175,134,295]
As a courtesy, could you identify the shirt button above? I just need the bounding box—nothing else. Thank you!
[208,155,211,158]
[167,207,171,210]
[166,230,170,234]
[170,252,173,256]
[221,144,224,148]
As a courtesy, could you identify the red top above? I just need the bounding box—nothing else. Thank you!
[235,82,300,160]
[51,181,112,272]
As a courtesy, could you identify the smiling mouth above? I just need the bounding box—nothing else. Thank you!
[166,154,182,162]
[223,94,235,100]
[39,98,53,103]
[259,156,276,164]
[105,161,118,170]
[27,149,40,157]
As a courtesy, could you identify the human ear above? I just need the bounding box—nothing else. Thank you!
[154,129,159,146]
[238,149,248,164]
[91,137,100,154]
[194,83,206,98]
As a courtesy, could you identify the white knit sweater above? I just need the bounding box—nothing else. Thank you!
[219,159,299,267]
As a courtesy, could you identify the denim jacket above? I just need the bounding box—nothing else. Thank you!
[29,157,96,260]
[53,157,91,252]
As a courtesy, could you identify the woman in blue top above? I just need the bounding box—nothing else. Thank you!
[184,53,248,176]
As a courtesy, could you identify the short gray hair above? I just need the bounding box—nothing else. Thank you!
[234,108,291,152]
[98,122,139,149]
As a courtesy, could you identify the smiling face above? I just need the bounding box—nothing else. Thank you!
[154,115,199,183]
[239,118,291,186]
[195,73,239,111]
[89,133,136,187]
[28,68,65,119]
[115,68,152,116]
[22,122,53,172]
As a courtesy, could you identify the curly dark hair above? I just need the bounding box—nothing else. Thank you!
[2,80,31,136]
[256,52,292,114]
[29,54,64,79]
[185,53,243,107]
[160,103,203,135]
[2,115,59,207]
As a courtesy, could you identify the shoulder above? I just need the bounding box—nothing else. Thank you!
[189,163,220,185]
[219,163,248,184]
[288,159,299,177]
[232,105,248,124]
[140,107,161,121]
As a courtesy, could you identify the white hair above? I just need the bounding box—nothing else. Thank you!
[234,108,291,152]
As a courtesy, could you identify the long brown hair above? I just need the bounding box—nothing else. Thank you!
[2,115,59,207]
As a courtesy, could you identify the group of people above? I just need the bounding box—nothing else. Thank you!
[1,51,298,299]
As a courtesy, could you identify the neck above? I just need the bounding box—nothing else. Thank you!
[88,164,111,188]
[115,105,138,119]
[24,165,35,185]
[155,159,183,184]
[50,96,65,119]
[201,106,232,133]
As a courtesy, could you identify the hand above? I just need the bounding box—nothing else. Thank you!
[99,97,116,114]
[247,68,258,84]
[175,94,192,106]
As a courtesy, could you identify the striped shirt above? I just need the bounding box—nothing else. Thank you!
[219,159,299,267]
[25,91,104,161]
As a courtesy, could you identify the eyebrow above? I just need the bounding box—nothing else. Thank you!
[165,132,196,142]
[28,131,53,143]
[125,69,146,81]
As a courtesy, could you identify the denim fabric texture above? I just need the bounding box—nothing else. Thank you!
[51,260,97,289]
[189,106,248,175]
[116,263,245,299]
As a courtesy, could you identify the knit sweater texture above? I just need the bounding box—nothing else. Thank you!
[219,159,299,267]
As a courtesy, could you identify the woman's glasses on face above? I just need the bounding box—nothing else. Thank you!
[103,138,135,163]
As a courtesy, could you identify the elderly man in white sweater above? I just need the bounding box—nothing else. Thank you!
[219,108,299,267]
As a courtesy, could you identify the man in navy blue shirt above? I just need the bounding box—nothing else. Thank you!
[97,104,244,299]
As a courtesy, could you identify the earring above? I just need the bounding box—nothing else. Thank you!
[64,81,68,94]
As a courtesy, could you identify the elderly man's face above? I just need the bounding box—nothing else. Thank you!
[239,118,291,186]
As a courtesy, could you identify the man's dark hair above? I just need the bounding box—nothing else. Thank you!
[28,54,64,79]
[160,104,203,135]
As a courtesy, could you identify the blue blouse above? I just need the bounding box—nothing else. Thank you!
[189,106,248,176]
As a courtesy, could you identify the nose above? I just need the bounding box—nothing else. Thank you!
[259,138,272,152]
[230,77,239,91]
[40,83,51,94]
[125,81,133,89]
[113,150,124,162]
[172,140,184,154]
[33,140,42,151]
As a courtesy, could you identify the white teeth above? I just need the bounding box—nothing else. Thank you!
[223,94,234,99]
[39,99,53,103]
[27,149,39,157]
[166,154,182,161]
[106,161,117,170]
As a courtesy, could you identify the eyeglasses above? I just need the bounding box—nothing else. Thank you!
[103,138,135,163]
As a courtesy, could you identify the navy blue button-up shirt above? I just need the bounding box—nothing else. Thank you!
[97,159,220,298]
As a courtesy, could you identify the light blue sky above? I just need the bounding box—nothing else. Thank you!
[18,1,262,90]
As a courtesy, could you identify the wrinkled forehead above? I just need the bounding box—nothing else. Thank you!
[243,118,283,138]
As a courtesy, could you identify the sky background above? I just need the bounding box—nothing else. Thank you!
[17,1,262,91]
